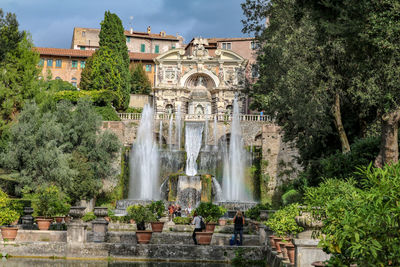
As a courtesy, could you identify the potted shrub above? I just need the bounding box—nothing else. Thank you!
[172,217,191,225]
[34,185,70,230]
[0,190,20,241]
[127,204,156,244]
[195,202,226,232]
[147,200,165,232]
[265,203,303,264]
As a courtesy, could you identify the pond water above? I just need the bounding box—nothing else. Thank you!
[0,258,231,267]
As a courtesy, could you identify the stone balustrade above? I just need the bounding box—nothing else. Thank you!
[118,113,271,122]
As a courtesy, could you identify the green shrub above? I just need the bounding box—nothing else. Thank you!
[0,189,19,225]
[282,189,302,206]
[126,204,156,229]
[82,212,96,222]
[147,200,165,220]
[95,106,121,121]
[195,202,226,223]
[172,217,191,225]
[53,90,117,106]
[245,203,271,221]
[124,107,143,113]
[33,185,70,217]
[265,203,303,237]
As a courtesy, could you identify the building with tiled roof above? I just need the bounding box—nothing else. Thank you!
[35,47,159,86]
[71,27,184,53]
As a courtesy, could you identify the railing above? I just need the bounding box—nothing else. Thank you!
[117,113,271,122]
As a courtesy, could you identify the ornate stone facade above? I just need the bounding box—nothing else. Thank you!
[154,38,248,115]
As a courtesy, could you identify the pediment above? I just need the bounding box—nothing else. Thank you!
[215,49,245,62]
[155,49,185,62]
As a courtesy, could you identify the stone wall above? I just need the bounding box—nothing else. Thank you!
[128,94,153,109]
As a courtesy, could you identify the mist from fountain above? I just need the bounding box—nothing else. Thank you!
[213,116,218,148]
[168,115,173,150]
[185,122,204,176]
[204,118,209,150]
[159,120,163,147]
[222,99,250,201]
[129,105,160,200]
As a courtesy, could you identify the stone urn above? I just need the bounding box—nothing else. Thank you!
[94,207,108,219]
[136,230,153,244]
[196,232,213,245]
[68,206,86,222]
[218,218,227,226]
[295,209,323,239]
[150,221,164,232]
[1,227,18,240]
[260,210,276,221]
[205,222,217,232]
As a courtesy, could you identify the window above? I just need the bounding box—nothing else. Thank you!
[80,46,86,50]
[38,58,44,66]
[251,41,259,50]
[140,44,145,52]
[71,77,77,87]
[126,36,130,43]
[82,31,86,37]
[252,65,259,78]
[80,61,85,69]
[55,59,62,68]
[222,42,232,50]
[71,60,78,68]
[155,45,159,53]
[145,64,152,72]
[171,45,175,49]
[47,59,53,67]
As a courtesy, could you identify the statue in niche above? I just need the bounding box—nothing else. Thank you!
[196,76,206,88]
[195,104,204,115]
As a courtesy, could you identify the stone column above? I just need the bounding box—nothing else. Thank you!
[67,206,87,244]
[91,207,109,242]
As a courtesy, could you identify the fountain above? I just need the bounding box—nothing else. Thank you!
[222,98,251,201]
[185,122,204,176]
[175,104,182,149]
[128,104,160,200]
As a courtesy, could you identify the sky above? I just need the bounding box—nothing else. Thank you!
[2,0,250,48]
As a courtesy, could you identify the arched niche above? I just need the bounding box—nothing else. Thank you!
[180,69,220,88]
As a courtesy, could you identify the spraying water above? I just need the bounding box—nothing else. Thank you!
[168,115,173,150]
[222,99,250,201]
[175,104,182,150]
[129,105,160,200]
[159,120,163,147]
[185,122,204,176]
[204,118,209,150]
[213,116,218,147]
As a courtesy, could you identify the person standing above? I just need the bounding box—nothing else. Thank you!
[233,210,245,246]
[191,211,202,245]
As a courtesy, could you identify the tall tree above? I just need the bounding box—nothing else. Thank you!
[299,0,400,166]
[80,11,130,110]
[0,9,24,62]
[130,63,151,94]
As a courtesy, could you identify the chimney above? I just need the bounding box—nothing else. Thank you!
[147,26,151,34]
[130,27,133,34]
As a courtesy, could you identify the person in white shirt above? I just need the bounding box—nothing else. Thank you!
[191,211,202,245]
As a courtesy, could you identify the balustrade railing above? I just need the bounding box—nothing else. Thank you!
[118,113,271,122]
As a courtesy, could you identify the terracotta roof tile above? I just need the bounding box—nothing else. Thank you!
[34,47,159,61]
[124,30,178,40]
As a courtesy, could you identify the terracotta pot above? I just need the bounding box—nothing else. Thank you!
[36,218,53,230]
[285,243,295,264]
[268,235,276,249]
[151,221,164,232]
[136,230,153,244]
[205,222,217,232]
[1,227,18,241]
[218,218,227,226]
[196,232,213,245]
[273,236,282,253]
[311,261,326,267]
[54,216,64,223]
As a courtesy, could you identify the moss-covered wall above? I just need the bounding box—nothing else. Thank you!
[201,174,212,202]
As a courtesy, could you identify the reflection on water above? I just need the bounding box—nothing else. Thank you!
[0,258,230,267]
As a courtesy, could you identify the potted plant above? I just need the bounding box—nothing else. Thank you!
[0,190,20,241]
[265,203,303,264]
[34,185,70,230]
[127,204,156,244]
[147,200,165,232]
[195,202,226,232]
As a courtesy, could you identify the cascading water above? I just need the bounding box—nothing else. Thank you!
[222,99,250,201]
[168,115,173,150]
[129,105,160,200]
[185,122,204,176]
[204,118,209,150]
[175,104,182,150]
[159,120,163,147]
[213,116,218,148]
